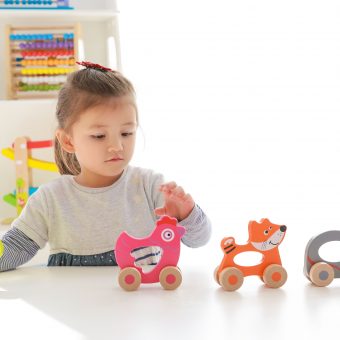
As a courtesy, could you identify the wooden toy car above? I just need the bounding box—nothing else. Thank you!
[115,215,186,291]
[215,218,287,291]
[304,230,340,287]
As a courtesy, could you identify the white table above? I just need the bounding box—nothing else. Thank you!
[0,243,338,340]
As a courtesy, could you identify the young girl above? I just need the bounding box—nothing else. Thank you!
[0,62,211,270]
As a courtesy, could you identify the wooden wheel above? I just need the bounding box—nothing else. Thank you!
[219,267,244,291]
[263,264,287,288]
[118,267,141,291]
[214,266,221,285]
[159,266,182,290]
[309,262,334,287]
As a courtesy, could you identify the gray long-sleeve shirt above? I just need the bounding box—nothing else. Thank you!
[0,166,211,270]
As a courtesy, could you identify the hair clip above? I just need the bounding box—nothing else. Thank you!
[76,61,113,72]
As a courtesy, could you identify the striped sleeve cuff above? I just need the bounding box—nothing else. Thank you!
[179,204,212,248]
[0,227,40,272]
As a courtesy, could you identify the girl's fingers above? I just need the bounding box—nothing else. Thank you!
[171,186,185,198]
[160,181,177,188]
[160,183,194,211]
[161,184,186,198]
[183,193,194,204]
[154,207,166,216]
[159,182,177,193]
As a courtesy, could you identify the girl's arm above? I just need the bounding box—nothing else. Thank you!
[154,181,212,248]
[0,228,40,272]
[173,203,212,248]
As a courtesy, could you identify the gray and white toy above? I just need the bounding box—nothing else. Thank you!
[304,230,340,287]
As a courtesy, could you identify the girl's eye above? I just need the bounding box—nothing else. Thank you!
[122,132,134,137]
[91,134,105,139]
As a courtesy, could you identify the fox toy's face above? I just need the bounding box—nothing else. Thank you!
[248,218,287,251]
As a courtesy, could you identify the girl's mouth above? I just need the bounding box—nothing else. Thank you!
[105,158,124,162]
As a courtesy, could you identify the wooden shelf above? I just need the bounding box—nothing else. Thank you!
[0,9,119,21]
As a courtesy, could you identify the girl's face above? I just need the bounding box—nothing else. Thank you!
[58,96,137,187]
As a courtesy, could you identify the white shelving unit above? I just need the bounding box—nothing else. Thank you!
[0,9,118,20]
[0,0,122,221]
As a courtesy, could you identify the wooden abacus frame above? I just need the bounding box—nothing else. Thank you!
[6,23,80,99]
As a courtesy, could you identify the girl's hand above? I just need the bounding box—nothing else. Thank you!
[154,182,195,221]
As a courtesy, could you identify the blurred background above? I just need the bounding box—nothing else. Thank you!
[118,1,340,268]
[1,0,340,269]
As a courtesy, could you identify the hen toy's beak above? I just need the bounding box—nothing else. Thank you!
[178,226,186,237]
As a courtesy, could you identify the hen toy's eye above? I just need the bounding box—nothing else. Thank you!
[269,226,272,230]
[161,229,175,242]
[264,230,269,235]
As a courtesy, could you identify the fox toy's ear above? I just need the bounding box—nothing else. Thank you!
[248,220,258,235]
[260,218,270,225]
[248,220,259,228]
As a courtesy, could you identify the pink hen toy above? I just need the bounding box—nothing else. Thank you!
[115,215,186,291]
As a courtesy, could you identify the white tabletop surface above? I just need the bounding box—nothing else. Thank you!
[0,238,338,340]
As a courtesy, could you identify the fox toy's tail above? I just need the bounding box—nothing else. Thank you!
[221,237,236,255]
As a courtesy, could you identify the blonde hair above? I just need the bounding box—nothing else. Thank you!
[54,67,137,175]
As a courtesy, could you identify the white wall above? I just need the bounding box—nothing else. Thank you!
[118,0,340,265]
[1,0,340,266]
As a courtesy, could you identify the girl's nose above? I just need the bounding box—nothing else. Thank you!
[108,144,123,152]
[108,139,123,152]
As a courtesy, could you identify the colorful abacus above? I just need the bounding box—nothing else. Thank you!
[7,25,79,99]
[0,0,72,10]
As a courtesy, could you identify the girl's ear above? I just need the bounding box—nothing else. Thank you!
[55,129,75,153]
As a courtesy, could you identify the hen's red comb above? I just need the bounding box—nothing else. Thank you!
[156,215,178,227]
[76,61,112,72]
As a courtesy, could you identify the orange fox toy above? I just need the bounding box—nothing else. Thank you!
[215,218,287,291]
